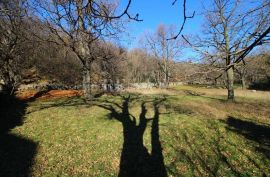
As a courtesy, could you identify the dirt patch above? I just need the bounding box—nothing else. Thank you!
[17,90,83,100]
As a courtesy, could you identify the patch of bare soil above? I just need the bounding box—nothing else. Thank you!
[17,90,83,101]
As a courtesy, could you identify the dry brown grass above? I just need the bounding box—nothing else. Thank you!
[126,85,270,125]
[126,85,270,101]
[175,85,270,101]
[125,87,185,95]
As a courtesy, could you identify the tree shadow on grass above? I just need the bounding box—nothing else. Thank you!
[96,95,167,177]
[0,93,37,177]
[166,122,244,177]
[224,116,270,158]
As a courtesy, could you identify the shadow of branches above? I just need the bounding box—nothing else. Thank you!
[164,113,269,176]
[166,122,242,176]
[225,116,270,158]
[96,95,168,177]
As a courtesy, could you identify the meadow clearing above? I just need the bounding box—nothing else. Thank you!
[1,85,270,177]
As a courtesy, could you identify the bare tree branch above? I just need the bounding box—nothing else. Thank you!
[167,0,195,40]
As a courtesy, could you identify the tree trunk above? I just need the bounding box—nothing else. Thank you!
[226,67,234,101]
[241,75,246,90]
[163,60,170,89]
[214,78,217,87]
[163,74,168,89]
[82,61,92,99]
[157,71,162,88]
[165,70,170,88]
[2,60,18,95]
[241,65,247,90]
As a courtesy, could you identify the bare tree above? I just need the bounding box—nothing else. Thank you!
[234,61,247,89]
[92,41,127,92]
[32,0,140,99]
[245,52,270,90]
[33,42,82,86]
[143,24,183,88]
[0,0,33,94]
[185,0,270,101]
[125,48,158,86]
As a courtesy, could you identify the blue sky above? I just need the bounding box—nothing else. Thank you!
[118,0,206,60]
[118,0,268,61]
[119,1,204,45]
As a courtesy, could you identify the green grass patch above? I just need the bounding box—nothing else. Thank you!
[1,88,270,176]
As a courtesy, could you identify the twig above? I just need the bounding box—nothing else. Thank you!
[167,0,195,40]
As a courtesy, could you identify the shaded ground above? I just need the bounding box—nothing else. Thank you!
[96,95,167,177]
[225,116,270,159]
[0,93,37,177]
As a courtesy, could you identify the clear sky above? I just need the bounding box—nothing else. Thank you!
[118,0,268,60]
[119,1,203,45]
[117,0,206,60]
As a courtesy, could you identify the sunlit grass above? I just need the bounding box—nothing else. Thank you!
[9,86,270,176]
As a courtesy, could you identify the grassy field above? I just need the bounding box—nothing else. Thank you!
[1,86,270,177]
